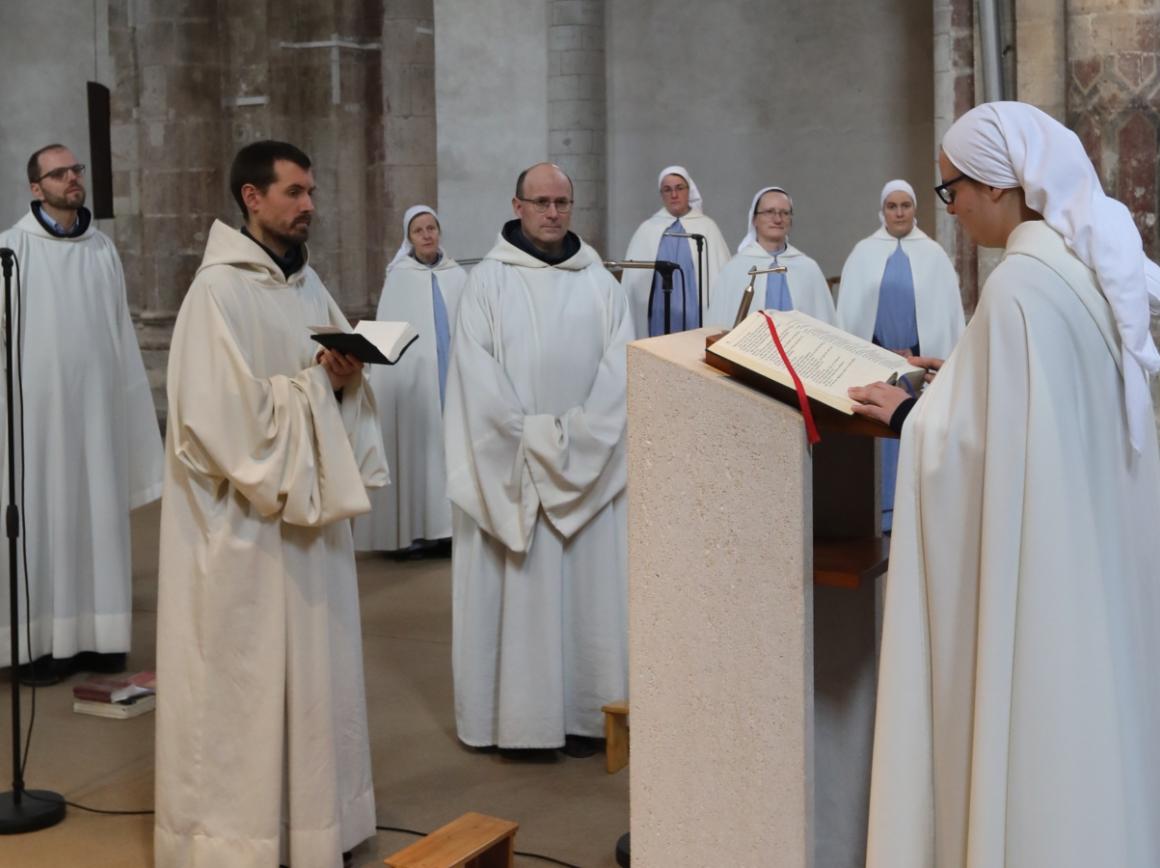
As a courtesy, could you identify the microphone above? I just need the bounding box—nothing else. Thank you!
[661,232,705,241]
[733,264,789,327]
[0,249,13,278]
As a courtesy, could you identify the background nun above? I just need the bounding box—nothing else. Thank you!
[705,185,836,328]
[354,205,466,555]
[835,180,964,529]
[621,164,730,337]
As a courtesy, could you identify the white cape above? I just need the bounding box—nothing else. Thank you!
[622,207,731,337]
[353,255,466,550]
[444,231,631,748]
[0,211,162,664]
[704,241,836,328]
[155,221,388,868]
[867,221,1160,867]
[836,225,965,358]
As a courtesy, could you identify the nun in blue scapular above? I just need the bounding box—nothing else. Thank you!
[836,179,965,530]
[705,185,837,329]
[353,205,467,553]
[622,165,732,338]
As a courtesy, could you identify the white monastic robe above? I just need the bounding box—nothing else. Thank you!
[353,254,466,551]
[622,207,730,338]
[444,231,631,748]
[155,220,388,868]
[836,225,965,358]
[0,208,162,665]
[705,240,836,328]
[867,221,1160,867]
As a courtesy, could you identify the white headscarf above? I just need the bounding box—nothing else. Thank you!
[942,100,1160,453]
[736,186,792,253]
[879,179,918,228]
[657,165,704,212]
[386,204,441,273]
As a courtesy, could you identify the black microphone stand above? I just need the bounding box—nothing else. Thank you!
[657,264,674,336]
[692,234,705,327]
[0,249,65,834]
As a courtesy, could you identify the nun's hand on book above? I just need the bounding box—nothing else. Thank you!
[848,381,910,425]
[904,354,944,384]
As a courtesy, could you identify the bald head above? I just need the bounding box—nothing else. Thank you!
[513,162,575,255]
[514,162,573,199]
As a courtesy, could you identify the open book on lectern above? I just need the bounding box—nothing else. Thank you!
[706,310,925,415]
[309,321,418,365]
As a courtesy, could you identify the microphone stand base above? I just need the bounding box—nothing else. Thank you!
[0,789,66,834]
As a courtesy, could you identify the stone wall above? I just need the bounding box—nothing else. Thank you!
[104,0,400,420]
[933,0,980,313]
[547,0,606,254]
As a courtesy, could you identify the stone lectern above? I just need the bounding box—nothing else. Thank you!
[627,328,886,868]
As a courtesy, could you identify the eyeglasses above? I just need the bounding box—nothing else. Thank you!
[660,184,688,195]
[517,197,573,213]
[933,173,969,205]
[35,164,86,184]
[755,208,793,220]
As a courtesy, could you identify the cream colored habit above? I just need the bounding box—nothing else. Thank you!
[867,221,1160,867]
[155,221,388,868]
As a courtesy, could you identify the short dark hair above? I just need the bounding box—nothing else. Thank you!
[515,163,574,199]
[229,140,312,217]
[27,144,67,183]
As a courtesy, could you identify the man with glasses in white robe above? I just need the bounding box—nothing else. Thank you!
[0,143,162,683]
[444,162,632,758]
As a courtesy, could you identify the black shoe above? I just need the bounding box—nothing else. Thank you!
[73,651,128,674]
[498,746,560,763]
[561,734,602,758]
[615,831,631,867]
[17,655,72,686]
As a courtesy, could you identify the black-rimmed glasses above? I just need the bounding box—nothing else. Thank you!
[35,164,86,184]
[934,174,969,205]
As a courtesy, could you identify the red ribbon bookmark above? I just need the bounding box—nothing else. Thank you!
[759,310,821,446]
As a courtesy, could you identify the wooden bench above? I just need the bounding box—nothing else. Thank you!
[384,812,519,868]
[603,701,629,774]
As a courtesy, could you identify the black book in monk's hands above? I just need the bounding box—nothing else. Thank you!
[309,321,419,365]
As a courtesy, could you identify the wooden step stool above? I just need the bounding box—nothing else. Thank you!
[384,812,518,868]
[603,701,629,774]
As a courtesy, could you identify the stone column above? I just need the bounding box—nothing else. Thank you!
[381,1,437,284]
[933,0,979,312]
[1015,0,1067,120]
[548,0,606,255]
[1066,0,1160,424]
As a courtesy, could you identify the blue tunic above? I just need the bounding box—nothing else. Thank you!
[872,241,918,531]
[763,247,792,311]
[432,272,452,408]
[648,219,700,336]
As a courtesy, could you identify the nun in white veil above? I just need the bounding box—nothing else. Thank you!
[353,205,467,554]
[852,102,1160,868]
[836,179,964,529]
[621,165,731,338]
